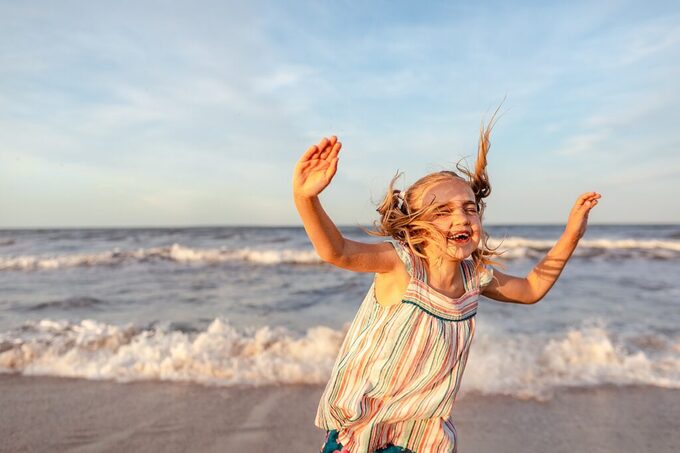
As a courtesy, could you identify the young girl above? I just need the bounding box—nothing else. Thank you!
[293,125,600,453]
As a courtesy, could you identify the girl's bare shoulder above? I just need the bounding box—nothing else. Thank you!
[374,245,411,308]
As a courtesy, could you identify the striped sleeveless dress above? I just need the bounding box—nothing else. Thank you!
[315,240,493,453]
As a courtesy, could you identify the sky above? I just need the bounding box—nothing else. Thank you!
[1,0,679,227]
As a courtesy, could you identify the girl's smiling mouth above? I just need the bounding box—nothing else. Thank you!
[447,232,471,243]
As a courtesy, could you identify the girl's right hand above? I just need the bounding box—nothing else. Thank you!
[293,136,342,198]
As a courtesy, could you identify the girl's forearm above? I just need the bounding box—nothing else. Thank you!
[525,232,580,303]
[294,194,346,262]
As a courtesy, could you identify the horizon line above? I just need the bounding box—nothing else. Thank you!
[1,222,679,230]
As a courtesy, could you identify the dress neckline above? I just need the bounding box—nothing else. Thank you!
[373,261,476,311]
[419,259,474,301]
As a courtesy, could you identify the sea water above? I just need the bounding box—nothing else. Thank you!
[0,225,678,400]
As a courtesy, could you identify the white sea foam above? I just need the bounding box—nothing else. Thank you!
[1,318,678,400]
[490,236,680,251]
[0,318,346,385]
[487,236,680,260]
[0,243,323,271]
[463,320,680,400]
[1,237,679,271]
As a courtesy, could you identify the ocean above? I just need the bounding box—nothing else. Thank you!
[1,225,678,401]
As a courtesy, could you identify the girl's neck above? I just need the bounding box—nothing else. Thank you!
[421,246,464,291]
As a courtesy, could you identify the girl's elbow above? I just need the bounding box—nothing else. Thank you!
[523,280,546,304]
[318,249,346,267]
[526,292,545,304]
[318,251,340,265]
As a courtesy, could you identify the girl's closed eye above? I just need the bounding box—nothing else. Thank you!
[434,205,479,217]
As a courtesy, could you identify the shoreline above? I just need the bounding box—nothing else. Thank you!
[1,375,678,452]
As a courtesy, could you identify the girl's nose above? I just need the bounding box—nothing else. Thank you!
[451,208,471,224]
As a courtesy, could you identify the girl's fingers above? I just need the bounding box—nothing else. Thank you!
[576,192,601,207]
[570,193,600,218]
[577,192,596,203]
[319,138,333,159]
[299,144,319,163]
[320,137,341,160]
[331,141,342,157]
[326,157,339,179]
[581,197,600,212]
[317,137,329,151]
[300,136,340,163]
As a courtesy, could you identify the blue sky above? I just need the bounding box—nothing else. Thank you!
[1,0,679,227]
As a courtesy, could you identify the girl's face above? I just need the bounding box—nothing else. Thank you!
[420,179,482,261]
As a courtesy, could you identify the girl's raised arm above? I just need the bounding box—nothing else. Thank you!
[293,136,399,274]
[482,192,602,304]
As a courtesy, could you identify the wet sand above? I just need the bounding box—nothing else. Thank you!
[1,375,678,452]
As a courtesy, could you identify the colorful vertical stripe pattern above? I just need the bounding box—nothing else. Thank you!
[315,240,493,453]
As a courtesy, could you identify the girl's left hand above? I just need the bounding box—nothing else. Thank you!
[564,192,601,241]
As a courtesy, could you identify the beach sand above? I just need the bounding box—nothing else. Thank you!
[1,375,678,453]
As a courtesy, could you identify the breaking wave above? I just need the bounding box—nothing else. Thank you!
[1,318,678,400]
[1,237,679,272]
[0,244,322,271]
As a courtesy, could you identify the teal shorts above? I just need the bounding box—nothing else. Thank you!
[320,429,415,453]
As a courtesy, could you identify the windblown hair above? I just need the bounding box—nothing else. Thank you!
[368,109,504,271]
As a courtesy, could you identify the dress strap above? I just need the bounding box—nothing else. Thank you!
[459,260,475,291]
[385,240,427,281]
[461,259,494,291]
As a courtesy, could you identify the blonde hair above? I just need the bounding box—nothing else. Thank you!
[368,110,503,271]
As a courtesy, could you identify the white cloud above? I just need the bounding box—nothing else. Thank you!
[1,1,680,225]
[555,131,611,157]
